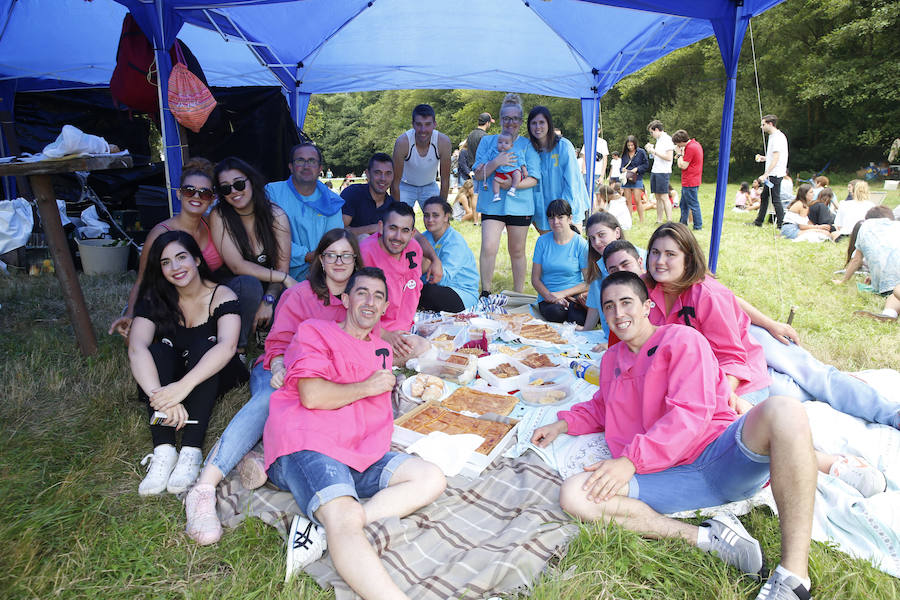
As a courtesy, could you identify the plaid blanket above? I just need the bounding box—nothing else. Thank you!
[216,451,578,599]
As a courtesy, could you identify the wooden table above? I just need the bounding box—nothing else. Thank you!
[0,154,134,355]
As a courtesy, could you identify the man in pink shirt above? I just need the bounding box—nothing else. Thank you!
[263,267,446,596]
[359,202,430,363]
[533,271,817,600]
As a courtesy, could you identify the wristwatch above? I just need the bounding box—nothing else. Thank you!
[262,294,276,305]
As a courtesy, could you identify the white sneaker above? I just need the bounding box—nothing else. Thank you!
[138,444,178,496]
[166,446,203,494]
[284,514,327,583]
[829,455,887,498]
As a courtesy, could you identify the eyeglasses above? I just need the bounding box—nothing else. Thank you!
[179,185,215,201]
[216,179,248,196]
[292,158,320,167]
[501,116,522,124]
[321,252,356,264]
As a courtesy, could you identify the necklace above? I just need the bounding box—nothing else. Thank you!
[235,208,254,216]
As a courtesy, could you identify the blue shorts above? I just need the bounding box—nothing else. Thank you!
[628,416,770,514]
[650,172,671,194]
[268,450,411,525]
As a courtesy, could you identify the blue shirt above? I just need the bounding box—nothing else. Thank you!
[265,179,344,281]
[586,246,647,337]
[532,232,588,302]
[474,134,541,217]
[423,226,479,310]
[533,137,590,230]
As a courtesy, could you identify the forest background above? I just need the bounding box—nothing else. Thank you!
[302,0,899,179]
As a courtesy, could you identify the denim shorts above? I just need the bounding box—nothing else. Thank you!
[650,172,670,194]
[268,450,411,525]
[781,223,800,239]
[628,416,770,514]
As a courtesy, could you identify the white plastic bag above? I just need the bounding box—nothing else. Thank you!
[0,198,34,254]
[77,205,110,239]
[42,125,110,158]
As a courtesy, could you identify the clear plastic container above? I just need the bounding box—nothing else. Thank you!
[476,353,530,392]
[417,351,477,385]
[519,367,574,406]
[466,317,503,342]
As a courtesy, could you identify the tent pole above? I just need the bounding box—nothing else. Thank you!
[152,0,184,216]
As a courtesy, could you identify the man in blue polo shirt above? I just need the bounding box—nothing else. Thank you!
[341,153,396,238]
[266,142,345,281]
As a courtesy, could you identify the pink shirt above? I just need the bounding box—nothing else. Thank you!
[359,233,423,332]
[558,324,737,474]
[261,281,345,369]
[263,319,394,471]
[647,276,770,396]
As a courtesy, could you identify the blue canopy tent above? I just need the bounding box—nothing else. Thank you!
[1,0,784,271]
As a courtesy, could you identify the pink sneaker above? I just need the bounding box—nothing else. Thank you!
[237,451,268,490]
[185,483,222,545]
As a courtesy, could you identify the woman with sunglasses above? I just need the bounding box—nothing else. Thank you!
[210,157,295,344]
[130,231,248,496]
[471,93,541,296]
[184,228,364,545]
[110,158,226,339]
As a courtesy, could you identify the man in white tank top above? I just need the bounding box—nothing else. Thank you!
[390,104,452,210]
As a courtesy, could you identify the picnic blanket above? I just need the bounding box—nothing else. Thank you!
[215,450,579,599]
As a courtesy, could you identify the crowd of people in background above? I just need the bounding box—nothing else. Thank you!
[108,97,898,600]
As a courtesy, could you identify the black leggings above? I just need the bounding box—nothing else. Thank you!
[538,300,587,326]
[140,339,247,448]
[419,283,466,313]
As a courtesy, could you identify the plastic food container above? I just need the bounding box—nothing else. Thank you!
[466,317,503,342]
[476,353,531,392]
[519,367,574,406]
[416,351,477,385]
[415,316,449,337]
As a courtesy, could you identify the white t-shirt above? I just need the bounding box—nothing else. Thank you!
[581,137,609,173]
[650,132,674,174]
[765,129,788,177]
[609,157,622,180]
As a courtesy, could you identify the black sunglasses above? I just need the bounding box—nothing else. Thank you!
[217,179,248,196]
[179,185,215,201]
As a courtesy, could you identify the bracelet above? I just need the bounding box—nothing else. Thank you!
[269,268,274,283]
[281,272,287,284]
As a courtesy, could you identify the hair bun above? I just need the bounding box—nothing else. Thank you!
[181,157,215,183]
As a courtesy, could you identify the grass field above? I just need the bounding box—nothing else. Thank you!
[1,181,898,599]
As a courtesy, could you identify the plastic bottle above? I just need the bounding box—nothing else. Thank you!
[570,360,600,386]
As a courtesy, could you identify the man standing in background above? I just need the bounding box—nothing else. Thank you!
[673,129,704,230]
[750,114,788,228]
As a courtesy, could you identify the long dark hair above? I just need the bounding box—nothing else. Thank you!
[308,228,364,304]
[527,106,559,152]
[136,230,215,339]
[645,222,709,295]
[621,135,640,160]
[584,211,624,283]
[213,157,280,269]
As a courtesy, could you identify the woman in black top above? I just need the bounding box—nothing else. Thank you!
[130,231,247,497]
[620,135,650,225]
[210,157,295,348]
[808,187,836,232]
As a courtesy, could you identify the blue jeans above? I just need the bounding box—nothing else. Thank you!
[223,274,263,349]
[679,186,702,229]
[629,416,770,514]
[268,450,410,525]
[207,361,273,475]
[749,325,900,427]
[397,180,439,211]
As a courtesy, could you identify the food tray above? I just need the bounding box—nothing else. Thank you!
[393,400,519,478]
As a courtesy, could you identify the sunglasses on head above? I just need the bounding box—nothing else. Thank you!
[217,179,248,196]
[179,185,215,201]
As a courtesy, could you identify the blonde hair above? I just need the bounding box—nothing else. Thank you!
[500,92,523,119]
[853,180,870,203]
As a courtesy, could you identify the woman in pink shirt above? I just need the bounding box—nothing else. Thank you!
[184,228,364,545]
[644,222,887,496]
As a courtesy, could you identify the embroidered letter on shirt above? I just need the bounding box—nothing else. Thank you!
[406,251,418,270]
[375,347,389,369]
[678,306,696,328]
